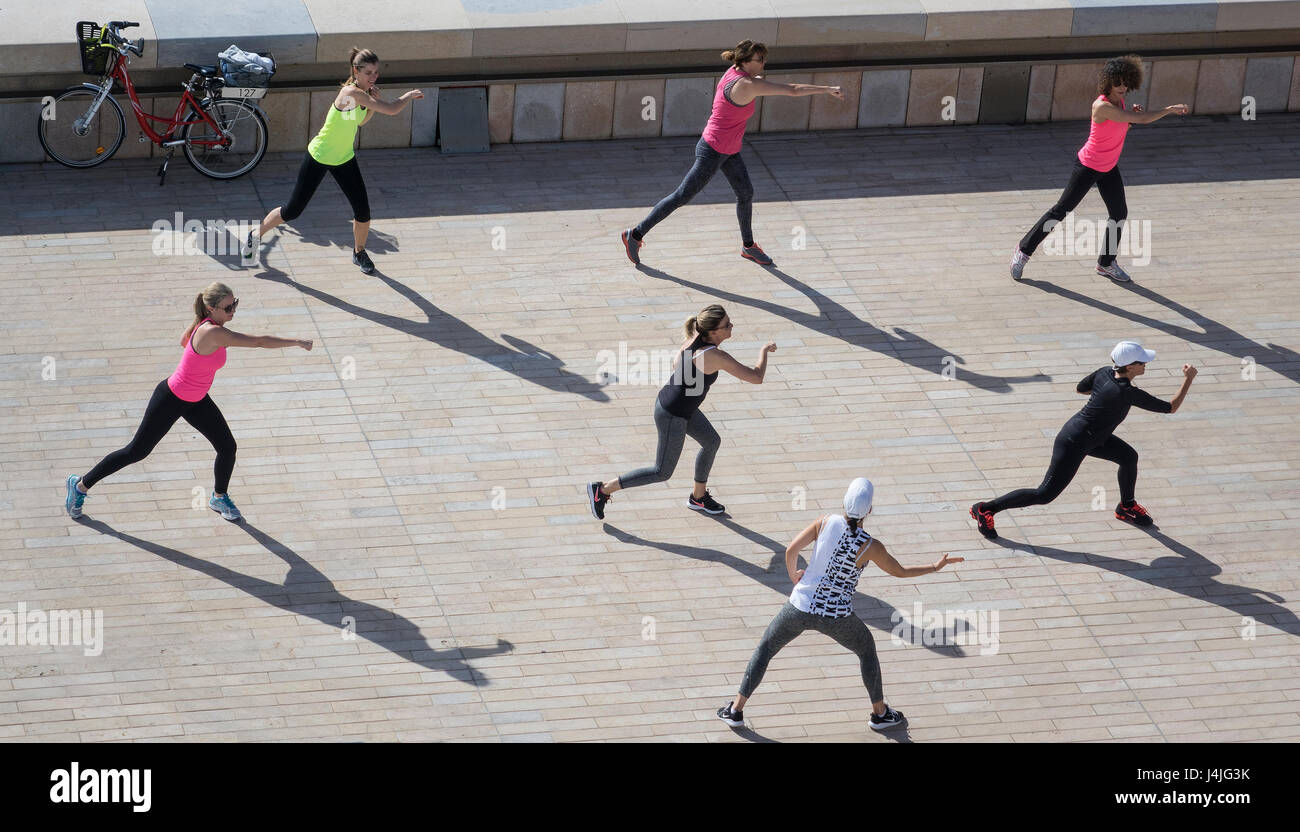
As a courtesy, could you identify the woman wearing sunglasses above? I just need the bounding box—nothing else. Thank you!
[620,39,842,267]
[65,282,313,522]
[971,340,1197,538]
[587,304,775,518]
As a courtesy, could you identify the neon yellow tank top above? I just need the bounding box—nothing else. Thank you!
[307,100,366,165]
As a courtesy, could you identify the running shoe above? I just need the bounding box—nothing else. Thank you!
[353,249,376,275]
[620,229,643,265]
[869,706,906,731]
[210,493,243,522]
[970,502,997,539]
[688,491,725,515]
[1115,501,1154,527]
[1010,247,1029,280]
[586,481,610,520]
[1096,263,1132,283]
[716,703,745,727]
[65,475,87,519]
[741,244,773,266]
[241,229,259,260]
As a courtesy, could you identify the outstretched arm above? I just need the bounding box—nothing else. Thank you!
[731,77,842,106]
[205,327,312,351]
[860,539,962,577]
[1094,100,1188,125]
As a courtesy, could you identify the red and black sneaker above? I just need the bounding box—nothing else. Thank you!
[970,502,997,539]
[620,229,643,265]
[1115,501,1154,527]
[741,244,773,266]
[587,481,611,520]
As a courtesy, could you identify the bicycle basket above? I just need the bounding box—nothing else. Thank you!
[219,53,276,89]
[76,21,111,76]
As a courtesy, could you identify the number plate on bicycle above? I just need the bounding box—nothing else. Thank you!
[218,86,267,99]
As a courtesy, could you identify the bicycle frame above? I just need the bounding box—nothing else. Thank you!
[94,49,230,148]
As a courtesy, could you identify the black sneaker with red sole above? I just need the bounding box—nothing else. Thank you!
[1115,501,1154,527]
[970,502,997,539]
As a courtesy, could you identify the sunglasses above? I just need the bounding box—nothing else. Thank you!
[219,298,239,313]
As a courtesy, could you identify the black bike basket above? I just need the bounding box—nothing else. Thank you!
[76,21,111,76]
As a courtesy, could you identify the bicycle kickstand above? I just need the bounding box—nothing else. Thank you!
[157,147,175,186]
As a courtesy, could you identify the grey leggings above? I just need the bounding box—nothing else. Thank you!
[739,602,884,701]
[634,137,754,244]
[619,400,721,488]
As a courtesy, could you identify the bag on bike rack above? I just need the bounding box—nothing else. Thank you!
[218,45,276,91]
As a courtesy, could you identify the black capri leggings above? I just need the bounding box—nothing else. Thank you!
[280,155,371,224]
[1019,159,1127,266]
[82,379,237,493]
[984,431,1138,514]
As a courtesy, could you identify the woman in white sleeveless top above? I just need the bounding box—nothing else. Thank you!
[718,478,962,731]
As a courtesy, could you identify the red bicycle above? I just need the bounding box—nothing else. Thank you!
[37,20,270,183]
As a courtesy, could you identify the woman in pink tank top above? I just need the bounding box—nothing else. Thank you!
[621,39,843,267]
[66,282,313,523]
[1011,55,1188,283]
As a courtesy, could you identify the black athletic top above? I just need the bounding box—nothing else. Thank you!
[1062,366,1171,445]
[657,340,719,418]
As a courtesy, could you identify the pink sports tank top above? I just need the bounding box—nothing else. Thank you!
[1077,95,1129,173]
[701,66,756,155]
[167,318,227,402]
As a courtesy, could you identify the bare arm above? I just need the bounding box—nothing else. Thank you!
[785,517,823,584]
[342,85,423,117]
[699,343,777,384]
[1168,364,1197,413]
[730,77,842,106]
[1093,100,1188,125]
[199,326,312,351]
[859,538,962,578]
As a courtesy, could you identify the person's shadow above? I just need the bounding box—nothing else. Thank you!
[1022,278,1300,386]
[251,234,609,402]
[993,529,1298,638]
[602,519,969,655]
[639,264,1052,393]
[75,517,514,683]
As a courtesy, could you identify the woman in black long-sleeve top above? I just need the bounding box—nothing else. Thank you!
[971,340,1197,538]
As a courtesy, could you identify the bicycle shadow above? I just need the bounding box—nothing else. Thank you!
[75,516,514,683]
[1021,278,1300,386]
[251,235,609,402]
[639,264,1052,394]
[602,520,969,655]
[992,530,1298,638]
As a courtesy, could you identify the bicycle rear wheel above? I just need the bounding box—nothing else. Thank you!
[182,98,267,179]
[37,86,126,167]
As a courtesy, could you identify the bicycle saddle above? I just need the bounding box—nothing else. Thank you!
[184,63,220,77]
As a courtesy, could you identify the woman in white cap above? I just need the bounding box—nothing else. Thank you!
[717,478,962,730]
[971,340,1197,538]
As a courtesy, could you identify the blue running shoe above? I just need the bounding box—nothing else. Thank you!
[65,475,86,519]
[209,493,243,522]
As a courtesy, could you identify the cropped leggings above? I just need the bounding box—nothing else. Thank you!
[1019,159,1127,266]
[280,155,371,224]
[739,603,884,702]
[618,401,720,488]
[82,379,236,494]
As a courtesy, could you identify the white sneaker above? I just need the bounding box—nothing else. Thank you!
[1010,247,1029,280]
[241,229,259,261]
[1096,263,1132,283]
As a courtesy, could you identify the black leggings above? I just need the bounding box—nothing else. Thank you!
[280,154,371,225]
[985,431,1138,514]
[1019,159,1127,266]
[82,379,236,493]
[634,137,754,244]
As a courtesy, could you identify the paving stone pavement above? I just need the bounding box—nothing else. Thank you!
[1,113,1297,743]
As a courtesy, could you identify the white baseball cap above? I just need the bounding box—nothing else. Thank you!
[1111,340,1156,367]
[843,477,874,519]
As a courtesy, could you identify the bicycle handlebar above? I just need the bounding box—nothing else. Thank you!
[108,21,140,30]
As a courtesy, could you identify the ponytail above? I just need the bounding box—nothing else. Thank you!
[683,304,727,344]
[343,47,379,87]
[721,39,767,67]
[846,515,862,533]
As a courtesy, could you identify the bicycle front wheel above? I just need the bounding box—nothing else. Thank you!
[37,86,126,168]
[182,98,268,179]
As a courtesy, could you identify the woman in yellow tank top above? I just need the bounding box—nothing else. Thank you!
[244,48,423,275]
